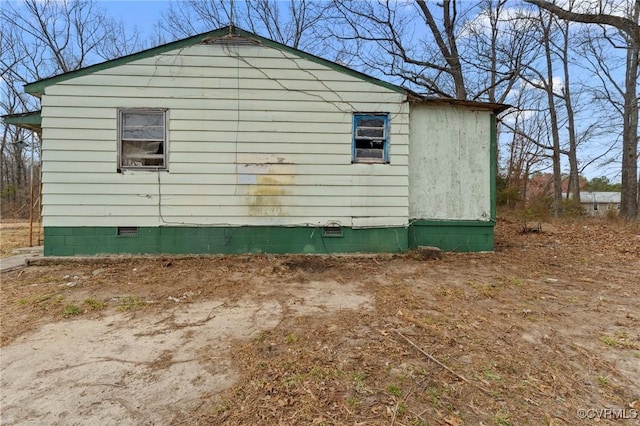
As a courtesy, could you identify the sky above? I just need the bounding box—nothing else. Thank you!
[99,0,171,37]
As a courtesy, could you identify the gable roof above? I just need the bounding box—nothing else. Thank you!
[24,25,406,97]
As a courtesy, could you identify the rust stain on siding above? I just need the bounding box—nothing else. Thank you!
[246,171,294,216]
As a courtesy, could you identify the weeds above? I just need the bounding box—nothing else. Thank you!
[600,332,639,349]
[346,396,360,408]
[387,384,402,398]
[596,376,609,387]
[117,296,147,311]
[600,335,617,347]
[83,298,105,310]
[62,304,82,318]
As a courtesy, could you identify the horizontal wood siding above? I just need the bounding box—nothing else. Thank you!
[41,43,409,227]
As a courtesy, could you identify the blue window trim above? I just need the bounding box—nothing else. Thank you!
[352,113,390,163]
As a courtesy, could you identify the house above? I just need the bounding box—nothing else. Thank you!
[3,26,507,256]
[579,192,621,217]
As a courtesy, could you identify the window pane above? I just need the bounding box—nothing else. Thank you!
[355,138,384,160]
[358,118,385,128]
[123,112,164,127]
[356,148,384,159]
[357,127,384,138]
[122,140,164,167]
[122,126,164,140]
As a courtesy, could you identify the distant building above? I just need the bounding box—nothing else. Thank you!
[579,192,621,217]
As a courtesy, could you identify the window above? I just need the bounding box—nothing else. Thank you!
[593,204,598,211]
[352,114,389,163]
[118,109,167,170]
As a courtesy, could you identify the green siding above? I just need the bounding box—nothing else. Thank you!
[44,226,408,256]
[408,220,494,252]
[43,221,495,256]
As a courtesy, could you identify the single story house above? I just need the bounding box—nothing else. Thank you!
[4,26,507,256]
[579,192,621,217]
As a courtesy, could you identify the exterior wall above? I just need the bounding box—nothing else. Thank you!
[408,220,493,252]
[43,226,408,256]
[582,202,620,217]
[578,192,621,217]
[40,43,409,231]
[407,104,495,252]
[408,103,493,221]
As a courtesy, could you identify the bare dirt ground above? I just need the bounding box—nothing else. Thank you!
[1,217,639,425]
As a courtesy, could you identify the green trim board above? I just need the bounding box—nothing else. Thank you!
[408,220,494,252]
[43,221,494,256]
[44,226,409,256]
[2,110,42,132]
[25,26,405,97]
[490,113,497,221]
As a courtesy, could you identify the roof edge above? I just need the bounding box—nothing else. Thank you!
[24,26,406,96]
[411,94,510,113]
[2,110,42,132]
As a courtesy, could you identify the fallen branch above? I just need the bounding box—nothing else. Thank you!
[395,330,493,397]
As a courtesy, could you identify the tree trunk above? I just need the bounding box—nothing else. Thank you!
[620,35,639,219]
[561,19,580,202]
[541,13,563,216]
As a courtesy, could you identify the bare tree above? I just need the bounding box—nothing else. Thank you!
[326,0,538,102]
[1,0,144,218]
[525,0,639,219]
[158,0,329,52]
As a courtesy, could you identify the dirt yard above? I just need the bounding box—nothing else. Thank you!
[1,217,639,425]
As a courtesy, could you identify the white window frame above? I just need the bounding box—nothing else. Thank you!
[118,108,168,171]
[352,113,390,164]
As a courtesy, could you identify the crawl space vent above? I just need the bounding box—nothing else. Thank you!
[322,225,343,238]
[117,226,139,237]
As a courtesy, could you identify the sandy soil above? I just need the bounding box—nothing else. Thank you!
[1,217,639,425]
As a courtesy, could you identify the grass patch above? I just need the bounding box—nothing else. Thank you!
[117,296,147,311]
[351,371,367,382]
[427,387,442,408]
[83,298,106,310]
[62,304,82,318]
[387,384,402,398]
[465,280,503,298]
[285,333,296,344]
[600,332,639,349]
[496,413,512,426]
[346,396,360,408]
[481,366,503,383]
[253,330,268,344]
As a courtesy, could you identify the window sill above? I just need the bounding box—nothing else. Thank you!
[118,168,169,174]
[352,159,389,164]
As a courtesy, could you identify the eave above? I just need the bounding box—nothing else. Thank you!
[2,110,42,132]
[409,94,511,114]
